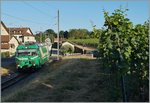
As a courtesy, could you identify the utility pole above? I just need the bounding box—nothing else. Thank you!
[40,27,42,43]
[57,10,60,60]
[9,27,11,52]
[8,23,13,49]
[40,32,42,43]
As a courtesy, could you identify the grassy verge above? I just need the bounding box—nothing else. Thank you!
[2,58,123,102]
[0,68,10,76]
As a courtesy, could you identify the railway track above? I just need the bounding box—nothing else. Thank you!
[1,73,31,91]
[1,59,55,91]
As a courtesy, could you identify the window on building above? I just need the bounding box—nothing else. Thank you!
[27,37,29,39]
[11,44,15,49]
[19,36,22,38]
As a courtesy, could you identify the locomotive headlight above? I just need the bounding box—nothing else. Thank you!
[17,64,20,67]
[31,61,36,66]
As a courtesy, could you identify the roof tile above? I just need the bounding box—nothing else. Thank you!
[8,28,34,36]
[1,43,10,49]
[1,35,10,43]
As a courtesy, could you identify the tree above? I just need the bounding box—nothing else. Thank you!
[64,31,69,39]
[93,27,101,38]
[44,29,57,43]
[35,29,57,43]
[59,30,64,38]
[45,29,57,38]
[89,31,95,38]
[68,29,90,39]
[35,32,43,43]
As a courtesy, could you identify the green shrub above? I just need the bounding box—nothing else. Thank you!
[1,51,10,58]
[60,45,74,55]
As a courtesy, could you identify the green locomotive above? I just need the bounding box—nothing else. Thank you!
[15,42,51,71]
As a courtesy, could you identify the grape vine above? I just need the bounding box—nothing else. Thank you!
[98,8,149,101]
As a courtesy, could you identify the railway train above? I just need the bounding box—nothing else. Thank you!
[15,42,52,71]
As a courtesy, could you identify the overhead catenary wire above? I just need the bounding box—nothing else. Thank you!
[21,1,58,29]
[42,1,58,11]
[2,12,50,26]
[22,1,54,18]
[2,1,58,34]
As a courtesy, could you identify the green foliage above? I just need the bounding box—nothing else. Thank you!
[68,38,99,48]
[93,27,102,38]
[1,51,10,58]
[59,30,64,38]
[68,28,102,39]
[129,22,149,80]
[98,8,149,100]
[45,29,57,38]
[60,44,74,54]
[89,31,95,38]
[35,29,56,43]
[68,29,90,39]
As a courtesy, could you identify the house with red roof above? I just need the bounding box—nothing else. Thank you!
[1,21,36,54]
[8,27,36,43]
[1,21,19,54]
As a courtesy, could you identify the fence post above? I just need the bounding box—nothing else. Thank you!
[121,75,127,102]
[92,54,93,58]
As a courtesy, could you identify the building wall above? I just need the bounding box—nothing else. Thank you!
[25,29,36,42]
[0,23,9,35]
[1,37,19,53]
[13,35,36,43]
[62,42,75,48]
[24,36,36,42]
[26,29,31,33]
[1,49,10,52]
[1,23,10,53]
[13,34,22,43]
[62,42,75,52]
[9,37,19,53]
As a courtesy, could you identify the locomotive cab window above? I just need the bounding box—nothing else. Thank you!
[32,52,37,56]
[17,52,30,56]
[16,49,37,56]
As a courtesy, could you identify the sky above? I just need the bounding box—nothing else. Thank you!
[1,0,149,34]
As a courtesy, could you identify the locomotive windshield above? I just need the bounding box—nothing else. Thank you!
[16,49,37,56]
